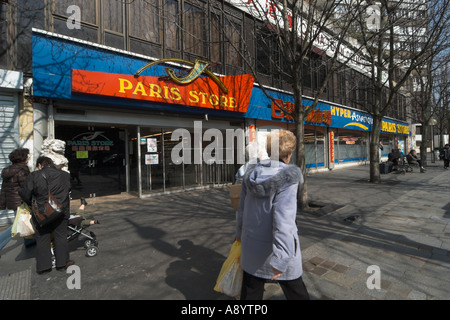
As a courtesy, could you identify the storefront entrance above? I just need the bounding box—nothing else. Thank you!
[56,125,126,199]
[131,126,237,196]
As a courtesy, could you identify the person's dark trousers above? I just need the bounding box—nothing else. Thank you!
[33,214,69,272]
[240,271,310,300]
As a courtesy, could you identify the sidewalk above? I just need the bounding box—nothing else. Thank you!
[0,163,449,300]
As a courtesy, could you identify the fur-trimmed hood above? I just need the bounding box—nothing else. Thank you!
[243,159,303,197]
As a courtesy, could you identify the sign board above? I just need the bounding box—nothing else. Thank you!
[72,69,254,113]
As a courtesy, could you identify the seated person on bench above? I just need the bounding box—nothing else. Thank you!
[388,149,402,169]
[406,149,426,173]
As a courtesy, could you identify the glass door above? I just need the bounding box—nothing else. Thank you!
[139,128,165,194]
[56,125,126,199]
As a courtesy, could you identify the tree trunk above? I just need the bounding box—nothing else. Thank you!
[369,116,382,183]
[420,124,430,166]
[293,89,309,210]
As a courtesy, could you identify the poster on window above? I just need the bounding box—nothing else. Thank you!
[145,154,158,165]
[147,138,157,152]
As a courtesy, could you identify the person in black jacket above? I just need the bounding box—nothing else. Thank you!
[19,156,74,274]
[0,148,31,251]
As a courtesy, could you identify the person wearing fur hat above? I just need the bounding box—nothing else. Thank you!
[236,129,309,300]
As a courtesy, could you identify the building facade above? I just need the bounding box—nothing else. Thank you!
[1,0,410,199]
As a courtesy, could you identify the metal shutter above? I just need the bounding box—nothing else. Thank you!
[0,91,19,184]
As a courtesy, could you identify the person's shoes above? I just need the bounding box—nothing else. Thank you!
[56,260,75,271]
[420,169,425,173]
[37,268,52,275]
[421,167,427,171]
[80,197,88,206]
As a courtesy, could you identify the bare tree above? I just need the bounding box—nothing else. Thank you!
[410,56,450,163]
[348,0,450,182]
[213,0,365,208]
[433,57,450,148]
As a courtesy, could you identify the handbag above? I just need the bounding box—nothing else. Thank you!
[229,184,242,211]
[214,240,243,298]
[31,172,63,227]
[11,202,34,238]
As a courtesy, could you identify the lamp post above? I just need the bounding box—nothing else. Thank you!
[428,118,437,163]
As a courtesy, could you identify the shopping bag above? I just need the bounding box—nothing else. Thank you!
[229,184,242,211]
[12,203,34,238]
[214,240,243,298]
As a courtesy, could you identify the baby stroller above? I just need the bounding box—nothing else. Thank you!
[51,198,99,267]
[50,220,99,268]
[67,215,99,257]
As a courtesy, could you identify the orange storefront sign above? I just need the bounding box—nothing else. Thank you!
[71,69,254,113]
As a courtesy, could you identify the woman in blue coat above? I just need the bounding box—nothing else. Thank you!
[236,129,309,300]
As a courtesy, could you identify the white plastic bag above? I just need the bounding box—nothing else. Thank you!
[16,212,34,237]
[214,241,243,298]
[216,260,243,298]
[12,203,34,238]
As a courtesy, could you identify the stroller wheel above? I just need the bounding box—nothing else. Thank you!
[84,239,98,248]
[86,245,98,257]
[84,239,94,248]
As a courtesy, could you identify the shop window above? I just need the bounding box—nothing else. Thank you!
[304,128,316,167]
[304,127,325,168]
[210,13,221,64]
[137,127,235,194]
[164,0,179,51]
[53,17,98,42]
[339,71,347,105]
[312,55,327,93]
[379,135,393,157]
[140,128,164,193]
[256,28,273,75]
[16,1,44,73]
[316,128,325,166]
[224,17,242,67]
[337,130,366,163]
[302,60,312,88]
[129,0,160,44]
[0,3,6,69]
[104,32,124,50]
[53,0,97,25]
[103,0,123,34]
[164,130,186,191]
[184,3,206,56]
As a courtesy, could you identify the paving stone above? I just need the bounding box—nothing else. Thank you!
[381,278,392,290]
[0,269,31,300]
[407,289,427,300]
[389,281,412,297]
[310,266,328,276]
[366,288,387,299]
[323,270,341,282]
[321,260,337,269]
[349,278,369,294]
[385,291,407,300]
[332,264,349,273]
[308,256,326,266]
